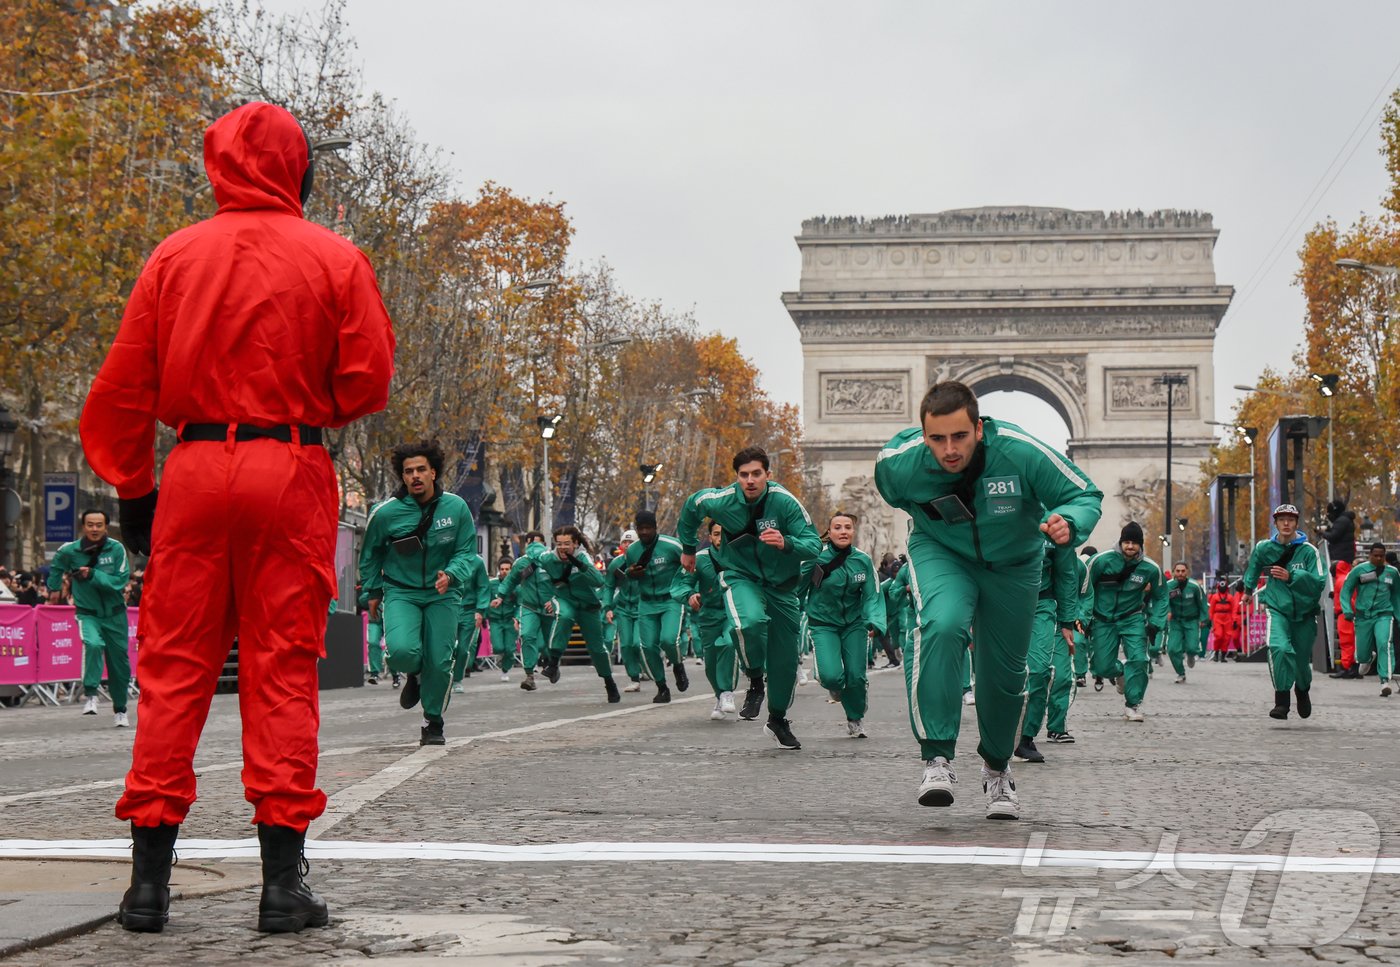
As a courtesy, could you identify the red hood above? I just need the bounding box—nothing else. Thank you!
[203,102,307,216]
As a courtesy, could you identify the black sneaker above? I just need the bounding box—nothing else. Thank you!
[652,684,672,704]
[1093,676,1104,692]
[739,683,765,720]
[399,674,420,710]
[367,675,378,685]
[1074,676,1086,688]
[1295,687,1312,719]
[763,716,801,750]
[1046,731,1076,744]
[673,662,690,693]
[391,672,402,688]
[420,720,445,746]
[1269,689,1290,720]
[545,657,561,684]
[604,678,621,704]
[1013,737,1045,763]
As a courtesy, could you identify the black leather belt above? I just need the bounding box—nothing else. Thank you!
[178,423,324,445]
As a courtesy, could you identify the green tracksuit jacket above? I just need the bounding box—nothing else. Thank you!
[1082,549,1167,707]
[675,481,822,591]
[49,536,132,709]
[359,489,478,603]
[531,544,613,679]
[1242,533,1326,692]
[800,546,887,635]
[623,535,686,615]
[1341,561,1400,679]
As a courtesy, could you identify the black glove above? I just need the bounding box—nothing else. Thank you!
[1146,624,1161,639]
[118,489,158,557]
[1231,579,1245,592]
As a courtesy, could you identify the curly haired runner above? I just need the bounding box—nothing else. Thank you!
[359,440,480,747]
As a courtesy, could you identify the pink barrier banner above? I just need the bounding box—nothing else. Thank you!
[362,612,369,665]
[127,608,140,677]
[0,604,37,686]
[477,623,493,659]
[34,605,81,683]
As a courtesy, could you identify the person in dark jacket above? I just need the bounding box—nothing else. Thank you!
[1321,499,1356,569]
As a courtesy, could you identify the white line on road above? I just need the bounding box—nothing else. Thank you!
[0,838,1391,875]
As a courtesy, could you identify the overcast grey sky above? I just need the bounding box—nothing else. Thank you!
[252,0,1400,448]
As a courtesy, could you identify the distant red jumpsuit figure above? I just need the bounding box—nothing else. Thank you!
[80,102,394,934]
[1333,559,1357,672]
[1208,582,1239,656]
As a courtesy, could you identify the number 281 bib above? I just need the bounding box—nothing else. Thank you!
[983,476,1022,517]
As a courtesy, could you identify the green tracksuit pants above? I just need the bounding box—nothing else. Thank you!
[1073,630,1088,678]
[1265,609,1317,692]
[546,600,613,680]
[489,618,518,672]
[637,605,685,685]
[366,618,385,675]
[1355,615,1396,679]
[384,590,458,724]
[518,608,556,670]
[612,612,641,681]
[720,573,801,717]
[902,534,1039,771]
[1022,598,1073,740]
[810,621,869,721]
[1167,621,1204,677]
[79,611,131,713]
[1090,613,1148,708]
[961,641,972,692]
[695,610,737,697]
[453,616,479,683]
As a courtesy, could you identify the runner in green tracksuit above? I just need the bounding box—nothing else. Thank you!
[624,510,690,702]
[1071,547,1095,686]
[676,447,821,751]
[1341,541,1400,696]
[358,445,478,746]
[487,559,519,679]
[881,575,904,667]
[1014,538,1081,763]
[1082,522,1167,720]
[495,531,556,691]
[673,520,739,719]
[1165,563,1209,683]
[357,586,388,684]
[605,530,643,691]
[452,554,490,689]
[48,511,132,725]
[1241,504,1326,720]
[798,512,886,738]
[534,525,620,703]
[874,383,1101,820]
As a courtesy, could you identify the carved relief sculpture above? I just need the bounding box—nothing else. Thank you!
[821,372,909,418]
[1106,370,1195,414]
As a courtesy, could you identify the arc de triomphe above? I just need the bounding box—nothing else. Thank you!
[783,206,1233,556]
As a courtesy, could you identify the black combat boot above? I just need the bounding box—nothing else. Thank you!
[256,824,328,933]
[1268,690,1290,720]
[118,822,179,932]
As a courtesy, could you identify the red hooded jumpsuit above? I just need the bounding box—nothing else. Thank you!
[80,102,395,832]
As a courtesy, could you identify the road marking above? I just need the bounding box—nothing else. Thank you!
[0,838,1391,875]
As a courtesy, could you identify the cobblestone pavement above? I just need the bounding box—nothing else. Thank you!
[4,657,1400,964]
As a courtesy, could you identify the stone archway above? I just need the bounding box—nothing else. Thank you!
[784,206,1233,556]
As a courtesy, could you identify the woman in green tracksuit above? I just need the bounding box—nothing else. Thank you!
[604,533,643,690]
[358,444,479,746]
[673,521,740,720]
[494,532,556,691]
[1241,504,1326,720]
[1082,522,1167,721]
[874,382,1101,820]
[487,559,519,681]
[357,587,388,684]
[676,447,821,751]
[799,512,886,738]
[1340,541,1400,697]
[48,511,132,725]
[452,554,490,690]
[535,525,620,703]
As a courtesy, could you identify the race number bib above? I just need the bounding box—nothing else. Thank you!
[983,476,1022,517]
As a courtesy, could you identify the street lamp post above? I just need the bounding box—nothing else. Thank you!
[1309,373,1340,504]
[536,414,562,530]
[1240,427,1259,548]
[0,406,16,565]
[1155,373,1189,570]
[639,462,662,512]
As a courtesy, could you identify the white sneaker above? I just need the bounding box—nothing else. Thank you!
[981,764,1020,820]
[917,756,957,806]
[827,688,842,704]
[452,684,465,693]
[847,719,867,739]
[710,700,726,721]
[500,672,511,682]
[719,691,736,714]
[82,696,98,715]
[623,681,642,693]
[113,712,130,728]
[797,667,810,686]
[1124,705,1145,722]
[1174,675,1186,684]
[962,690,975,706]
[1382,680,1393,698]
[694,657,704,666]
